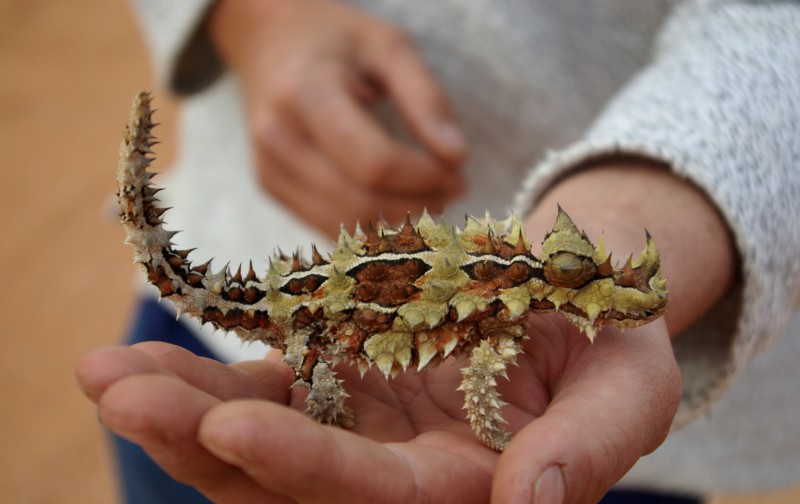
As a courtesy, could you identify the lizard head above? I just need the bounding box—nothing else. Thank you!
[539,206,669,339]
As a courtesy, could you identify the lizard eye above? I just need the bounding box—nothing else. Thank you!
[544,252,596,288]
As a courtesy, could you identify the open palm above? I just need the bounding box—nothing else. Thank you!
[77,310,679,504]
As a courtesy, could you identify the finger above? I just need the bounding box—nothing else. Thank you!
[492,319,681,504]
[75,342,293,404]
[360,27,467,165]
[133,341,294,403]
[281,66,461,198]
[99,374,293,504]
[251,126,449,237]
[76,345,168,403]
[199,400,496,503]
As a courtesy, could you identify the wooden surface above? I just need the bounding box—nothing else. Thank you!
[0,0,796,502]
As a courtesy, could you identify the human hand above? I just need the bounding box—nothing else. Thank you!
[208,0,467,238]
[76,311,679,503]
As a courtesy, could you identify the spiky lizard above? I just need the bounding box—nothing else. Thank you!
[117,91,668,451]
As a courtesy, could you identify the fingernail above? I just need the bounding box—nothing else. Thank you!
[533,466,565,504]
[437,123,467,154]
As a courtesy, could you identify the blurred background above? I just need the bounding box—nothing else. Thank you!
[0,0,796,502]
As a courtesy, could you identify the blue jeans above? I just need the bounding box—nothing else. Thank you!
[112,298,701,504]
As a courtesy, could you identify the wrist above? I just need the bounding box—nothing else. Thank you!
[525,157,738,336]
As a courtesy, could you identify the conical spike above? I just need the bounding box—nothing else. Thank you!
[416,207,437,234]
[417,341,438,371]
[399,212,417,237]
[364,222,381,251]
[553,205,579,233]
[598,252,614,277]
[338,225,353,244]
[232,266,243,284]
[595,233,608,262]
[376,213,390,231]
[484,209,493,227]
[153,206,171,219]
[353,220,366,241]
[503,212,525,243]
[275,247,289,261]
[332,228,355,260]
[454,299,477,322]
[585,324,597,343]
[585,302,602,325]
[652,274,668,292]
[311,244,327,266]
[195,258,213,275]
[481,230,497,255]
[633,229,660,275]
[176,248,195,259]
[622,255,633,271]
[616,254,638,287]
[244,261,258,282]
[513,229,528,255]
[395,348,412,371]
[375,354,395,379]
[442,337,458,358]
[291,252,304,272]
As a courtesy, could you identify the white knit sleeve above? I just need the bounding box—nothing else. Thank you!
[514,1,800,426]
[127,0,222,94]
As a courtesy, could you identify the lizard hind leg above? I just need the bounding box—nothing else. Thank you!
[284,330,356,429]
[458,337,521,451]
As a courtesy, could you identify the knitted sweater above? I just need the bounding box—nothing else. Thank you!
[128,0,800,494]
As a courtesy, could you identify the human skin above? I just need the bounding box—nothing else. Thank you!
[77,0,739,500]
[207,0,467,237]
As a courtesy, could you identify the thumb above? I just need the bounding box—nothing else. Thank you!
[492,320,681,503]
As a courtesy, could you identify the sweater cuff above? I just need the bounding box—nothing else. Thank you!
[128,0,223,94]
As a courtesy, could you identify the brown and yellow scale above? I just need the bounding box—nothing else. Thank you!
[117,92,668,451]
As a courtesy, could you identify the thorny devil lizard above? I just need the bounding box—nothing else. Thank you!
[117,91,669,451]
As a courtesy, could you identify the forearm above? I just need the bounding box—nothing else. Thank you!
[524,159,738,338]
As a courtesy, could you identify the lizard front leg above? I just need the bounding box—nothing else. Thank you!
[304,359,355,429]
[284,330,355,429]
